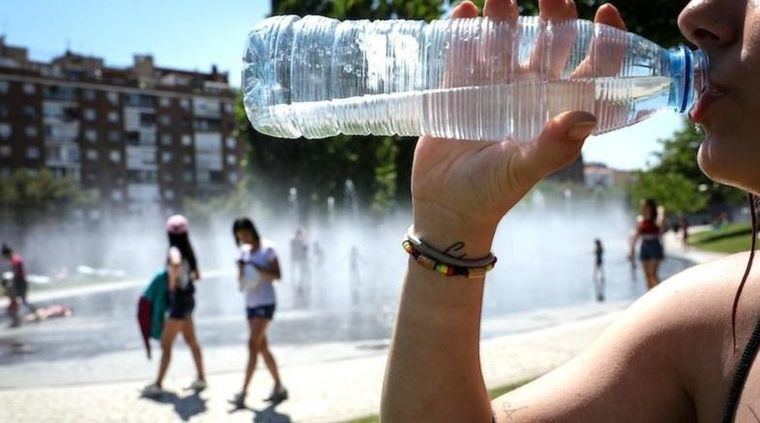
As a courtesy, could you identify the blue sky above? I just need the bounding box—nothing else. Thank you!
[0,0,682,170]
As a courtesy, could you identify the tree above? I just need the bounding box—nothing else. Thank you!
[630,119,744,214]
[0,168,94,226]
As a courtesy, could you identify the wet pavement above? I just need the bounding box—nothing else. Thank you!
[0,250,690,386]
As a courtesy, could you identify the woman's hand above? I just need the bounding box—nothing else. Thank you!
[411,0,627,257]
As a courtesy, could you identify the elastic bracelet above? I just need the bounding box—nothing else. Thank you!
[405,226,496,268]
[402,240,496,278]
[402,227,497,278]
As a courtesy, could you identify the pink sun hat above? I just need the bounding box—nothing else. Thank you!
[166,214,189,234]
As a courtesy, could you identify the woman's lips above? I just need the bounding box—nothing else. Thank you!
[690,85,728,124]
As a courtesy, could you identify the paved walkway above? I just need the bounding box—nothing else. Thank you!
[0,301,628,423]
[0,231,728,423]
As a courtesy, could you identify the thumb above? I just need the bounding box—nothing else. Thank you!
[518,111,597,181]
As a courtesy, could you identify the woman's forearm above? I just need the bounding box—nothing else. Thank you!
[381,263,492,422]
[381,210,497,422]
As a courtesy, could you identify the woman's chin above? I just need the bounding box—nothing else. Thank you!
[698,134,760,194]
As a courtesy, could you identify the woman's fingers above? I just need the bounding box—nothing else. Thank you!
[538,0,578,21]
[444,1,479,87]
[594,3,626,30]
[483,0,518,21]
[571,3,628,78]
[515,111,597,182]
[482,0,519,84]
[525,0,579,78]
[451,1,478,19]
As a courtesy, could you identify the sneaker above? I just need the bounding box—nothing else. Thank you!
[142,383,164,398]
[228,392,246,408]
[265,385,288,402]
[188,379,207,392]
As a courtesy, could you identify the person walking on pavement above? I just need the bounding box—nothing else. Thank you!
[143,215,207,397]
[2,244,36,325]
[229,217,288,408]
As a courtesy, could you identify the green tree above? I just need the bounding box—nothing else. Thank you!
[630,119,744,214]
[0,168,94,226]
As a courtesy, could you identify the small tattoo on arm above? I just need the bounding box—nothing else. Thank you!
[499,400,528,421]
[443,241,467,259]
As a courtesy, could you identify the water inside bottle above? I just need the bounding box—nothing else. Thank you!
[252,76,672,142]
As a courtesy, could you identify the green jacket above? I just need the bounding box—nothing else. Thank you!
[144,270,168,340]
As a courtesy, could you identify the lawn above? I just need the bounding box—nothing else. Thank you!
[344,378,536,423]
[688,222,755,254]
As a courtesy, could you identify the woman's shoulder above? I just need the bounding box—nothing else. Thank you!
[260,238,278,255]
[639,252,758,321]
[625,252,760,404]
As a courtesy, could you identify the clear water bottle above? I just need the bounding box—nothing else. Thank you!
[243,15,707,142]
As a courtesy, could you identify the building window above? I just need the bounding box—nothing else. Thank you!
[226,154,236,166]
[164,190,175,200]
[228,172,238,184]
[22,105,36,119]
[107,92,119,105]
[111,190,124,202]
[159,115,171,126]
[162,152,173,163]
[25,126,38,138]
[108,111,119,123]
[182,171,193,182]
[0,102,7,118]
[26,146,40,159]
[0,145,11,157]
[84,108,96,122]
[180,98,190,110]
[83,89,96,101]
[159,97,171,107]
[183,155,192,164]
[223,102,234,114]
[181,134,192,146]
[0,123,11,139]
[0,81,8,94]
[85,129,97,142]
[161,134,173,146]
[108,130,120,143]
[109,150,122,163]
[226,137,236,149]
[23,83,36,95]
[87,150,98,161]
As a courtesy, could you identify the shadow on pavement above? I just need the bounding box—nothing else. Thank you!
[252,403,291,423]
[142,391,208,421]
[227,398,291,422]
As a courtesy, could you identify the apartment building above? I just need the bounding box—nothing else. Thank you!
[0,37,244,215]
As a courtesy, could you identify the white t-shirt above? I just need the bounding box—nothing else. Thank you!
[239,239,277,308]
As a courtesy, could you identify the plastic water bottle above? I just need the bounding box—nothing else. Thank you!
[243,15,707,142]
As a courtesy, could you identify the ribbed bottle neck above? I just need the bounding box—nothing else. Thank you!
[668,46,708,113]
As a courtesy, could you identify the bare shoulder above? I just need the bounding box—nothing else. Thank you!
[493,252,759,422]
[643,252,759,332]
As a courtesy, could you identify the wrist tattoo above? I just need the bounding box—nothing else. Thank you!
[443,241,467,259]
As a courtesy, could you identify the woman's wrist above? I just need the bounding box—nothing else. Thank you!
[412,200,498,259]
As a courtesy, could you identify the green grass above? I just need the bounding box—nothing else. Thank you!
[344,377,536,423]
[689,222,755,254]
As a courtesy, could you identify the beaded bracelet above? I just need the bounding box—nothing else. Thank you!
[402,239,497,278]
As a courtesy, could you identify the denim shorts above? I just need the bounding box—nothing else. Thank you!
[246,304,276,320]
[640,239,664,261]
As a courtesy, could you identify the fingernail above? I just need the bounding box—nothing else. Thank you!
[567,121,597,140]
